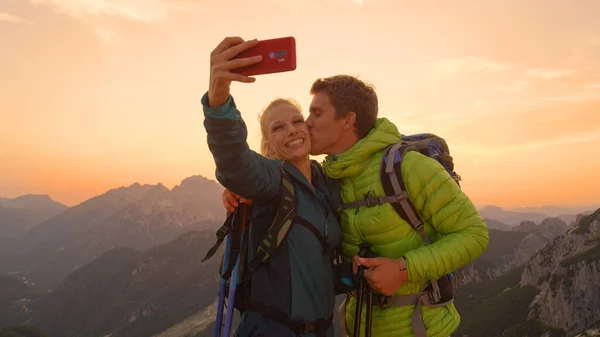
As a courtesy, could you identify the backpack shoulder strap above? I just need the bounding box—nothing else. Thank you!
[338,142,431,244]
[381,143,432,245]
[381,142,446,300]
[246,165,297,274]
[202,205,248,280]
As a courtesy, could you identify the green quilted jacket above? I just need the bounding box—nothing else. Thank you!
[322,118,489,337]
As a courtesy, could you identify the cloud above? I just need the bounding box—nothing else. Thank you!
[525,68,572,80]
[29,0,190,22]
[584,83,600,90]
[541,90,600,103]
[459,129,600,156]
[448,98,600,152]
[28,0,201,41]
[0,12,29,23]
[429,56,512,79]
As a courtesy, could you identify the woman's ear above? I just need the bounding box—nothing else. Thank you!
[266,145,277,159]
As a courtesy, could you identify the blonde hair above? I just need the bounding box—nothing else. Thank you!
[258,98,303,159]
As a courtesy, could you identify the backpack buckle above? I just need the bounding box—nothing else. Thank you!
[393,193,407,203]
[377,295,390,306]
[302,321,318,333]
[427,287,442,304]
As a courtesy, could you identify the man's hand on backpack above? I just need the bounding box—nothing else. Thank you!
[352,256,408,296]
[222,189,249,213]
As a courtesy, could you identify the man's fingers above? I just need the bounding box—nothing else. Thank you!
[225,192,239,208]
[363,269,379,288]
[222,193,235,213]
[211,36,245,57]
[222,191,238,213]
[352,256,361,275]
[220,38,259,61]
[357,257,383,268]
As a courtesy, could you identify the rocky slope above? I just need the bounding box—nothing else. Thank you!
[521,209,600,336]
[1,230,223,337]
[456,208,600,337]
[461,217,568,285]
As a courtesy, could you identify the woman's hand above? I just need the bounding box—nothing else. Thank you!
[208,37,263,107]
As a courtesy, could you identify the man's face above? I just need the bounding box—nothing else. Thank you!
[306,92,346,155]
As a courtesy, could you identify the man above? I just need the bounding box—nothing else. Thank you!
[220,38,489,337]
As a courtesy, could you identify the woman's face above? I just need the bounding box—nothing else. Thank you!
[264,104,311,162]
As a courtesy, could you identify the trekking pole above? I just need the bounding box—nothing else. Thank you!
[222,203,251,337]
[214,212,234,337]
[353,262,364,337]
[355,245,375,337]
[365,277,373,337]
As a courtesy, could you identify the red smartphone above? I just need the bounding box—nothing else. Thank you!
[233,37,297,76]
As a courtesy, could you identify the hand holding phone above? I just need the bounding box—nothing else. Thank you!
[208,37,263,107]
[232,37,297,76]
[208,36,296,107]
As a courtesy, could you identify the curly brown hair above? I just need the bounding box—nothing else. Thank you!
[310,75,378,138]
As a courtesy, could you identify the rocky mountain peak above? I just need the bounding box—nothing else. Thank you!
[0,194,67,210]
[513,220,538,232]
[172,175,223,199]
[569,209,600,235]
[537,217,568,239]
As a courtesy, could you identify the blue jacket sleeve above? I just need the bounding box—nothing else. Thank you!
[202,92,281,202]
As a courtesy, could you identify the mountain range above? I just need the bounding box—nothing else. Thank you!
[0,175,598,337]
[0,176,225,290]
[0,195,68,238]
[477,204,599,226]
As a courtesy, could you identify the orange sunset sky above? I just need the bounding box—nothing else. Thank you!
[1,0,599,208]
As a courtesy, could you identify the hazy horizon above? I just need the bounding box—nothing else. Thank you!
[2,0,600,208]
[1,176,598,213]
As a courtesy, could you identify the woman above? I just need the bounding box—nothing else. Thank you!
[202,36,349,337]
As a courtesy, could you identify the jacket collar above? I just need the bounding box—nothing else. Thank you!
[322,118,402,179]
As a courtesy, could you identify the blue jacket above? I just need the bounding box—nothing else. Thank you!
[202,93,352,337]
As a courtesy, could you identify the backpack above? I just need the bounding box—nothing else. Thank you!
[202,164,339,316]
[339,133,464,304]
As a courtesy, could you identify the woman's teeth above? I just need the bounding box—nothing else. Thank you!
[287,139,303,147]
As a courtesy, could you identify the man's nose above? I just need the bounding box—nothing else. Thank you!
[306,116,313,127]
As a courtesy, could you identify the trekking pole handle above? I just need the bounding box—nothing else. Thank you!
[357,245,377,258]
[356,244,377,281]
[240,203,251,231]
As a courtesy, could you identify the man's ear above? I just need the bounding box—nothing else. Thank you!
[344,111,357,130]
